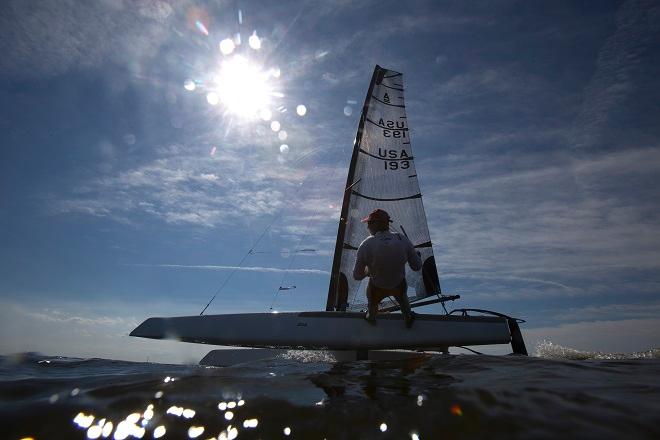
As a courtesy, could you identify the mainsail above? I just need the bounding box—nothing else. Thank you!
[327,65,441,312]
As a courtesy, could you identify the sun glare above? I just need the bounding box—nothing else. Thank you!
[214,55,272,117]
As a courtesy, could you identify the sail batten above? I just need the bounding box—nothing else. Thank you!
[327,65,442,312]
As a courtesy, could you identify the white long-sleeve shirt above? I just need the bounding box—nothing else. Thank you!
[353,230,422,289]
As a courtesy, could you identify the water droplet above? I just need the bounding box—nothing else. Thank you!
[296,104,307,116]
[280,144,289,154]
[270,121,281,132]
[344,105,353,116]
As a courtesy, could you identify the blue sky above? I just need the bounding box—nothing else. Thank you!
[1,0,659,362]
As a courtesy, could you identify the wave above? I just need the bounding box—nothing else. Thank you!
[534,340,660,360]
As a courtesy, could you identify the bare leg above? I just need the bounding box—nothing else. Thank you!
[365,283,377,324]
[395,293,414,328]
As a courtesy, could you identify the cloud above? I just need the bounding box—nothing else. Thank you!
[0,298,236,363]
[0,0,182,78]
[126,263,330,275]
[571,0,660,152]
[442,272,573,291]
[419,144,660,301]
[548,301,660,322]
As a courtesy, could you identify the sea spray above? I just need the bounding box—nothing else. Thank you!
[535,340,660,360]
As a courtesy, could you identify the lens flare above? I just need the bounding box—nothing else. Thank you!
[219,39,235,55]
[195,20,209,36]
[206,92,219,106]
[184,79,196,91]
[214,55,272,117]
[296,105,307,116]
[248,31,261,50]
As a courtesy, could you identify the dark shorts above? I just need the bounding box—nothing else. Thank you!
[367,279,407,304]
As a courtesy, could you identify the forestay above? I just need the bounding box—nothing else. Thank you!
[327,65,441,312]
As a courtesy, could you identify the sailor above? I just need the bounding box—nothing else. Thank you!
[353,208,422,328]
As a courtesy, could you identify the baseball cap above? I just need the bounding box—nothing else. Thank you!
[361,208,392,223]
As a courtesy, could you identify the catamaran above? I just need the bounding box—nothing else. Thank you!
[130,65,527,364]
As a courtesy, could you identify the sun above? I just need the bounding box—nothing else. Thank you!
[211,55,272,118]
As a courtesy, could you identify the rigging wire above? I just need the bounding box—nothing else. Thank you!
[268,228,311,311]
[199,149,326,316]
[269,165,340,311]
[199,213,282,315]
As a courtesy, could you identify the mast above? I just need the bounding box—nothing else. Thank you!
[326,65,385,311]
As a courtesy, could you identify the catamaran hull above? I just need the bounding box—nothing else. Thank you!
[130,311,511,350]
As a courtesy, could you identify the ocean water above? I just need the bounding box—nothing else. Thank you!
[1,344,659,439]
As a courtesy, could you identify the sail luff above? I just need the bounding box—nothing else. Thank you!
[326,65,383,311]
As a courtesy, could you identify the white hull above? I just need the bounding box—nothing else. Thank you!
[130,311,511,350]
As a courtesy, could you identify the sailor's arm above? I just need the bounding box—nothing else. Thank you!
[353,245,369,280]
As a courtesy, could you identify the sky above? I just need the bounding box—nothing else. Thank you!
[1,0,659,363]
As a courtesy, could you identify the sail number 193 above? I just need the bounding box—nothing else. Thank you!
[385,161,410,170]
